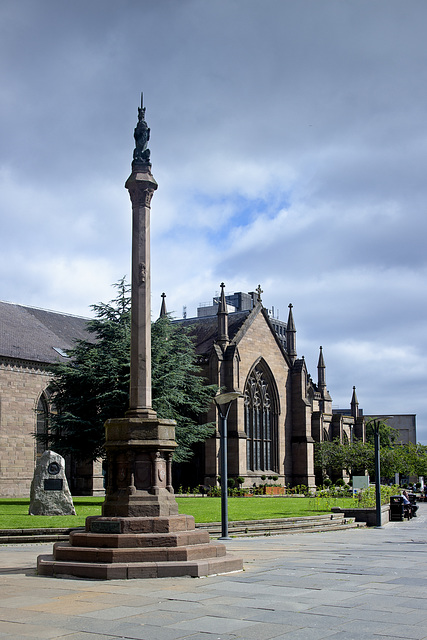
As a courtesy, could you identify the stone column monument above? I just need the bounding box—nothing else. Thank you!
[100,96,178,518]
[37,97,242,579]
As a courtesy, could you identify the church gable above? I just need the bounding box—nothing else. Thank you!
[233,307,290,395]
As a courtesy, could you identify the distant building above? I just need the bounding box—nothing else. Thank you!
[333,392,417,446]
[365,415,416,446]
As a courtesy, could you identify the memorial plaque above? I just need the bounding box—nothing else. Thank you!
[90,520,121,534]
[44,478,63,491]
[47,461,61,475]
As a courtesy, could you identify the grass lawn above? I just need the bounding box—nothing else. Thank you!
[0,497,103,530]
[0,495,357,530]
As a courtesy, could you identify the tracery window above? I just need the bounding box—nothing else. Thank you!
[244,365,278,471]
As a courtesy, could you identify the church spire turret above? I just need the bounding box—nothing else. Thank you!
[351,386,359,418]
[286,303,297,364]
[317,346,326,392]
[160,293,167,318]
[217,282,229,349]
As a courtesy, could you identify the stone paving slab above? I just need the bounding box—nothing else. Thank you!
[1,506,427,638]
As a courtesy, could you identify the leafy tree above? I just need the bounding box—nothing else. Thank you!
[315,438,373,480]
[365,418,399,447]
[316,428,427,483]
[393,443,427,478]
[315,439,345,480]
[40,279,216,462]
[343,440,374,477]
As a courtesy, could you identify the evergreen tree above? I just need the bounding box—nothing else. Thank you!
[40,280,216,462]
[151,314,217,462]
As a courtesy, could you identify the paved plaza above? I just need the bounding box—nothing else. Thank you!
[1,505,427,640]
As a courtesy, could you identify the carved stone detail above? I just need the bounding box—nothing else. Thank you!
[139,263,146,285]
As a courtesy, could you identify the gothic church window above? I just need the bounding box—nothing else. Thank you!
[244,364,278,472]
[36,393,49,459]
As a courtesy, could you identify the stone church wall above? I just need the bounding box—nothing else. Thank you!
[0,358,51,497]
[205,310,294,487]
[236,312,291,481]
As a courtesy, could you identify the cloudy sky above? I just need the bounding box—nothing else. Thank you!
[1,1,427,441]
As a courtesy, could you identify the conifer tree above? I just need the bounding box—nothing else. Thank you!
[41,279,216,462]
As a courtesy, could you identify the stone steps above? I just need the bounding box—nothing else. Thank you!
[0,513,364,544]
[0,528,84,544]
[37,515,243,579]
[197,513,364,537]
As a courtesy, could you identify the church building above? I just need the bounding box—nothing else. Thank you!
[0,288,364,496]
[0,301,104,497]
[173,283,364,489]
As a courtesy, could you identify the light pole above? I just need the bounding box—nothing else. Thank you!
[213,392,243,540]
[373,419,382,528]
[369,416,393,528]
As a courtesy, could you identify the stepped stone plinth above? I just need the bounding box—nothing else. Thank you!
[37,514,242,579]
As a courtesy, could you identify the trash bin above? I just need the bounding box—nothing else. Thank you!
[390,495,404,521]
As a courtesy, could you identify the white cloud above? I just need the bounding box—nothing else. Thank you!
[1,0,427,441]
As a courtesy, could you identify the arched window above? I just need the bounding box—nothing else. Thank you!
[36,393,49,459]
[244,363,278,472]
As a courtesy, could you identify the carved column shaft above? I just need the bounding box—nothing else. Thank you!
[126,175,158,412]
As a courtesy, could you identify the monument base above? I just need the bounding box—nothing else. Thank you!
[102,489,179,518]
[101,414,179,518]
[37,515,243,579]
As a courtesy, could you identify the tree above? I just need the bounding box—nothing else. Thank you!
[365,418,399,447]
[151,313,217,462]
[315,438,373,481]
[393,443,427,478]
[40,279,216,462]
[314,439,345,481]
[315,425,427,483]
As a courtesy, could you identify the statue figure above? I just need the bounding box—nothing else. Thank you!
[133,94,151,165]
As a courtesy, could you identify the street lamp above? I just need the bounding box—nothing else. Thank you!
[213,391,243,540]
[369,416,393,528]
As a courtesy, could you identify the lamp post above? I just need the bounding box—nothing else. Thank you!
[373,419,382,528]
[213,392,243,540]
[370,416,393,529]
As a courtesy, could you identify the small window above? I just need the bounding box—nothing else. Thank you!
[53,347,69,358]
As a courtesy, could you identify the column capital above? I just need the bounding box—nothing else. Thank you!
[125,170,158,194]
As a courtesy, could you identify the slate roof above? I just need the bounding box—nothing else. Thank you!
[176,310,251,355]
[0,301,92,365]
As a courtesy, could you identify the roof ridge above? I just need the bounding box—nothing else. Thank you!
[0,300,91,320]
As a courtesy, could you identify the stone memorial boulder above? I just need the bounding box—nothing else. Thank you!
[29,450,76,516]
